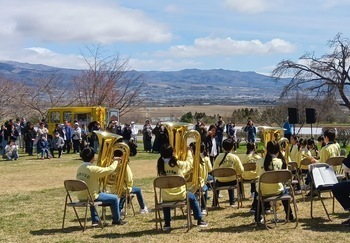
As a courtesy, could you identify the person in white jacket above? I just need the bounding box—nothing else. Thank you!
[130,121,138,142]
[71,123,82,154]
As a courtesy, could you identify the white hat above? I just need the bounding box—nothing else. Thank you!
[74,122,79,126]
[131,121,135,124]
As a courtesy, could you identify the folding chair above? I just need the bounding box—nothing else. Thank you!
[288,161,304,201]
[309,163,338,220]
[257,170,298,230]
[241,163,257,199]
[154,175,192,232]
[325,156,346,182]
[300,158,312,194]
[62,179,104,231]
[212,167,242,208]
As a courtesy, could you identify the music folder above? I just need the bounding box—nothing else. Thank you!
[312,165,338,189]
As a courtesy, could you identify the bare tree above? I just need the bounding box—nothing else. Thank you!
[22,72,74,119]
[273,33,350,110]
[0,76,27,119]
[72,44,144,116]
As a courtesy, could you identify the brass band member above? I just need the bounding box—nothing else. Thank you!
[157,144,208,231]
[76,147,127,226]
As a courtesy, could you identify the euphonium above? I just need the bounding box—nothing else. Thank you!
[94,130,130,197]
[162,122,201,193]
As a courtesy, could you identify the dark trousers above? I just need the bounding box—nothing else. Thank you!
[72,140,80,153]
[64,140,71,153]
[50,148,62,158]
[332,181,350,211]
[253,189,293,222]
[213,180,237,206]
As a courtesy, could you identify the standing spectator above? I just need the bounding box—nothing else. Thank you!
[158,125,169,149]
[152,122,161,153]
[63,120,72,154]
[72,123,82,154]
[130,121,138,142]
[53,123,64,138]
[194,120,202,131]
[204,124,218,165]
[283,119,293,141]
[20,118,27,151]
[81,123,89,146]
[0,124,6,156]
[121,123,132,144]
[142,119,153,152]
[244,119,257,143]
[50,132,65,158]
[106,120,118,134]
[37,122,49,139]
[24,122,37,156]
[4,138,19,161]
[115,121,122,135]
[215,120,224,153]
[91,121,101,153]
[14,118,22,148]
[198,122,208,143]
[226,121,237,152]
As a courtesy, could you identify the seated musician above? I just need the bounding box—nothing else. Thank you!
[76,147,126,226]
[241,142,260,199]
[188,142,212,215]
[252,141,294,223]
[212,138,244,207]
[111,150,149,214]
[332,154,350,225]
[311,129,340,163]
[289,135,299,162]
[157,143,208,231]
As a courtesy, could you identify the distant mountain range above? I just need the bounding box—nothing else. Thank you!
[0,61,289,106]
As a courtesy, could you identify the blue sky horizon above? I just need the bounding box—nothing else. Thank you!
[0,0,349,74]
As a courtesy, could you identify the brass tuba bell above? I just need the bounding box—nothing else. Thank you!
[94,130,130,197]
[162,122,202,193]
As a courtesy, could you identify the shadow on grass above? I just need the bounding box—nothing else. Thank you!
[203,222,266,233]
[297,216,350,232]
[30,226,83,235]
[92,229,163,239]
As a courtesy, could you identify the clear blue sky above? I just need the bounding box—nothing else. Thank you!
[0,0,349,74]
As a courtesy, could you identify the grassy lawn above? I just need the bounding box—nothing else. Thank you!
[0,148,349,243]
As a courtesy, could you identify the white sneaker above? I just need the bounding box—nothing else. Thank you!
[201,209,207,215]
[140,207,149,214]
[218,193,223,198]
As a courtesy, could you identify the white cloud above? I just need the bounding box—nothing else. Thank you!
[224,0,269,14]
[164,4,183,14]
[13,47,87,69]
[156,37,296,58]
[0,0,172,44]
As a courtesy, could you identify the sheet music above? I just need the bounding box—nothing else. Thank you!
[312,166,338,189]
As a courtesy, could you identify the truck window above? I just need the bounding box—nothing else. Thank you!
[63,111,72,123]
[50,111,60,124]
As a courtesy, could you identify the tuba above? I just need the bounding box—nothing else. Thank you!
[162,122,202,193]
[94,130,130,197]
[258,126,290,162]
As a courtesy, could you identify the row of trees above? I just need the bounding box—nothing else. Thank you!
[0,45,144,122]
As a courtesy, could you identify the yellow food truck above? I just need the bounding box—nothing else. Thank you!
[46,106,119,134]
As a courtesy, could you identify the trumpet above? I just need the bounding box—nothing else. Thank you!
[94,130,130,197]
[162,122,201,193]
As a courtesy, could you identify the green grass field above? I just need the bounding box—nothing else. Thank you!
[0,147,349,243]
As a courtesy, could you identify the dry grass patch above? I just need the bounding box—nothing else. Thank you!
[0,153,349,243]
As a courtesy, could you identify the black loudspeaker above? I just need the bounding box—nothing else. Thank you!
[288,108,299,124]
[306,108,316,124]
